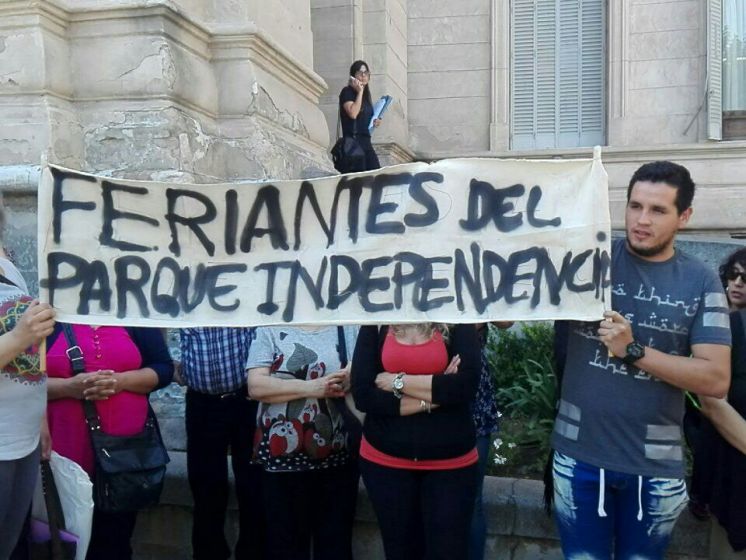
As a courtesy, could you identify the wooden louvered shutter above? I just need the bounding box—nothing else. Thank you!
[511,0,605,149]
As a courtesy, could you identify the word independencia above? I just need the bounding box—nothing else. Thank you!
[39,159,610,325]
[43,242,610,321]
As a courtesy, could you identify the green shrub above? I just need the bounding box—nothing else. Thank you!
[485,322,555,407]
[485,322,558,476]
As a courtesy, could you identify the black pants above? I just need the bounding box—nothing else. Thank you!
[186,389,266,560]
[86,509,138,560]
[262,462,359,560]
[360,458,479,560]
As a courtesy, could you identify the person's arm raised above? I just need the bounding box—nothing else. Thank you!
[343,79,364,119]
[0,301,54,371]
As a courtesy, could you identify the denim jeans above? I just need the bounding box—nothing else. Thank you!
[553,451,687,560]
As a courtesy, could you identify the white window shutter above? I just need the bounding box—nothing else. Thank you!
[578,0,604,147]
[558,0,580,147]
[512,0,539,149]
[535,0,558,148]
[511,0,605,149]
[707,0,723,140]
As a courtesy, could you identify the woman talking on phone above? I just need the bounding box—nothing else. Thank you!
[339,60,382,171]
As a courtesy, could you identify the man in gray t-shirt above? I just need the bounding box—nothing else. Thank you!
[551,161,731,560]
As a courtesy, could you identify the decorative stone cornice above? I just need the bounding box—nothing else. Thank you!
[416,141,746,163]
[209,25,327,102]
[374,142,416,165]
[0,0,327,104]
[0,164,41,193]
[0,0,69,36]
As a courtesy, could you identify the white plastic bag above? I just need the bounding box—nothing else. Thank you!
[32,451,94,560]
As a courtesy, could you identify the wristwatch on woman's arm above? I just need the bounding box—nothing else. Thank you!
[392,373,405,399]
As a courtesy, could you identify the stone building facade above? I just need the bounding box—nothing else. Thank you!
[0,2,742,557]
[1,0,744,274]
[312,0,746,237]
[0,0,334,286]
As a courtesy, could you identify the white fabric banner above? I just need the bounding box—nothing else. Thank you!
[38,156,611,327]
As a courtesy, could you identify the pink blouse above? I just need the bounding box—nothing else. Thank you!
[46,325,148,475]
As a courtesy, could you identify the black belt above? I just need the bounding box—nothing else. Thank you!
[189,386,248,400]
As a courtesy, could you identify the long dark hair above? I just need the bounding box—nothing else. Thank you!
[349,60,373,107]
[719,247,746,289]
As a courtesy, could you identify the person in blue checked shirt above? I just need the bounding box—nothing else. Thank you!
[179,327,266,560]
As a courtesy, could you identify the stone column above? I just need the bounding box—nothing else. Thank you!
[311,0,413,166]
[311,0,364,149]
[361,0,412,165]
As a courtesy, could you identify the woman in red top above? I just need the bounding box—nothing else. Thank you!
[351,323,480,560]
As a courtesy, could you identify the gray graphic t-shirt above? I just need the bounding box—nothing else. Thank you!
[552,239,731,478]
[247,326,358,473]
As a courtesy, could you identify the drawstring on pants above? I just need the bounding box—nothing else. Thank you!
[597,467,607,517]
[595,467,644,521]
[637,475,644,521]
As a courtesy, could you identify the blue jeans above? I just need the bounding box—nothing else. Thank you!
[468,435,491,560]
[553,451,687,560]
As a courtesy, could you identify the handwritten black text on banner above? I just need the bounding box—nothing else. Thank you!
[37,158,611,326]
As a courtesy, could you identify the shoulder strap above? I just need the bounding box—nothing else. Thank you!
[60,323,102,431]
[0,272,18,288]
[336,326,348,368]
[60,323,86,375]
[40,460,69,558]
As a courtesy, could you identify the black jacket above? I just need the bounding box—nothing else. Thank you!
[351,324,480,461]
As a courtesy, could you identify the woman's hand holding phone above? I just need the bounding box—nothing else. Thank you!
[349,76,363,93]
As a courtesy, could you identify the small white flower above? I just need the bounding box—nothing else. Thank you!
[493,454,507,465]
[508,442,516,449]
[493,438,503,449]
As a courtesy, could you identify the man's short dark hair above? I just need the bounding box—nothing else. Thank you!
[627,161,695,215]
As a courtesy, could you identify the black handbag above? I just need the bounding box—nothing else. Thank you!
[61,323,169,513]
[28,461,77,560]
[331,109,366,174]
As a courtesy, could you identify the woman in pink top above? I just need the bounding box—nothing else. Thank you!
[46,323,173,560]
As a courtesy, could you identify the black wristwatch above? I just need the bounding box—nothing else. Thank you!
[622,341,646,365]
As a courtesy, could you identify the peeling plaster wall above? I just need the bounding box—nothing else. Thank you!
[0,0,333,286]
[0,0,332,181]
